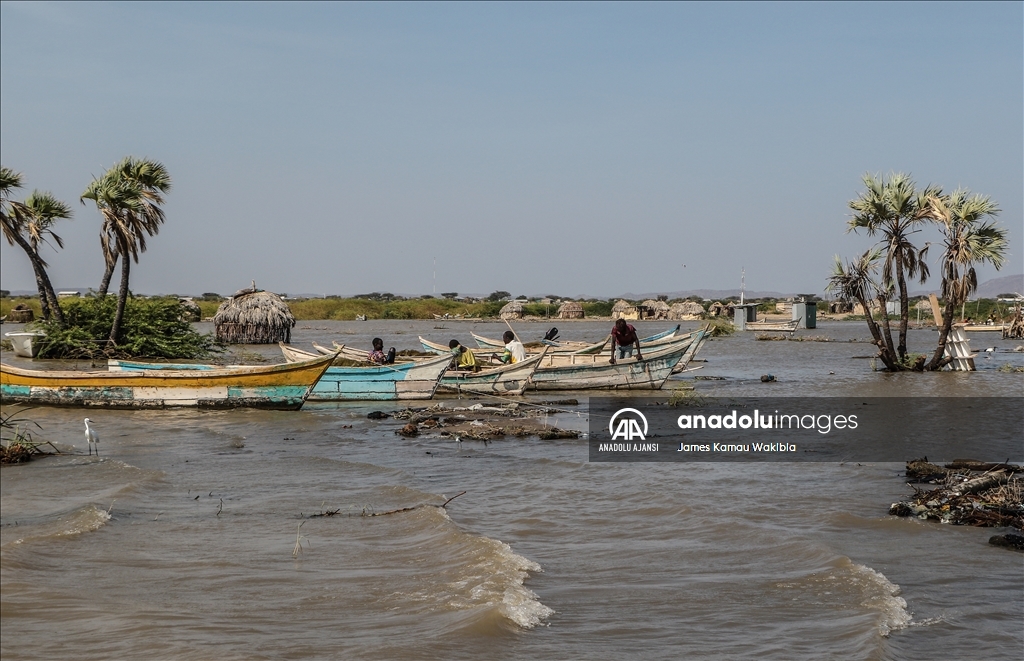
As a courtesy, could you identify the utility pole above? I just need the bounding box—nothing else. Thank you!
[740,267,745,306]
[433,257,436,296]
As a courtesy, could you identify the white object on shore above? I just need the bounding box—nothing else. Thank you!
[5,331,45,358]
[84,418,99,456]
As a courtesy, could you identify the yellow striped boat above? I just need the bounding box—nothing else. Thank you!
[0,353,336,409]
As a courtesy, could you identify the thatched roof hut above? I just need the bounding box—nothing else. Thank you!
[179,298,202,322]
[7,304,34,323]
[499,301,524,319]
[557,301,585,319]
[213,289,295,344]
[708,301,730,317]
[642,299,670,320]
[611,300,636,320]
[668,301,705,320]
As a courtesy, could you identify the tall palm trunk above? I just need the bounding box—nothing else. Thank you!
[875,293,897,365]
[9,229,63,324]
[926,299,957,371]
[895,259,910,362]
[108,241,131,347]
[98,249,118,297]
[854,294,897,370]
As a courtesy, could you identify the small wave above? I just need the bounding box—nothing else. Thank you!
[774,558,913,638]
[847,563,912,636]
[381,507,554,631]
[3,505,111,549]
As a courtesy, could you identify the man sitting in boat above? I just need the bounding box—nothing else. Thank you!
[610,319,643,364]
[496,331,527,364]
[368,338,396,365]
[448,339,478,372]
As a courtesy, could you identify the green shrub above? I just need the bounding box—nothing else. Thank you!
[36,296,218,359]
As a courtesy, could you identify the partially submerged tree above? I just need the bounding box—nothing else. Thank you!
[827,248,902,370]
[0,167,72,323]
[81,157,171,347]
[922,189,1006,370]
[847,172,936,363]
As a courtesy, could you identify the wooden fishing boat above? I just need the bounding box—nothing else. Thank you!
[961,323,1008,333]
[744,319,799,333]
[116,348,453,402]
[288,343,547,396]
[472,325,679,350]
[528,333,701,390]
[1,353,336,409]
[420,334,609,356]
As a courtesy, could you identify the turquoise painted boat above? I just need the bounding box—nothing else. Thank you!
[113,351,454,401]
[282,343,547,397]
[2,353,336,409]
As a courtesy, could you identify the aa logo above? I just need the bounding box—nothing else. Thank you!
[609,408,648,441]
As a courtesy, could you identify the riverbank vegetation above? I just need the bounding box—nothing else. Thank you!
[34,296,217,359]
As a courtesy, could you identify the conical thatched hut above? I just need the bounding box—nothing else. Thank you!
[708,301,729,317]
[213,289,295,344]
[611,300,637,320]
[557,301,585,319]
[642,299,670,320]
[7,304,34,323]
[668,301,705,320]
[179,298,202,323]
[499,300,524,319]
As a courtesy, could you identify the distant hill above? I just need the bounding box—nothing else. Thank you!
[909,274,1024,300]
[617,289,793,301]
[4,274,1020,301]
[975,274,1024,298]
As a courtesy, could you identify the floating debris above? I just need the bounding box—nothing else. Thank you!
[890,459,1023,530]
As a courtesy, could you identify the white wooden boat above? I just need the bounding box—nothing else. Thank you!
[745,319,800,333]
[5,331,45,358]
[528,333,701,390]
[289,343,547,396]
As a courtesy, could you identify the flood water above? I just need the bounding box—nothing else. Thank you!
[2,320,1023,660]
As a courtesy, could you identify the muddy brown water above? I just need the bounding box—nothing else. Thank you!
[2,320,1022,660]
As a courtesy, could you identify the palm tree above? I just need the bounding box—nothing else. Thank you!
[848,173,936,364]
[81,157,171,347]
[827,248,900,370]
[921,189,1006,370]
[0,168,72,323]
[21,191,73,323]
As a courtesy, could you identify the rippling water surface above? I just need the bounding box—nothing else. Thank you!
[2,320,1022,660]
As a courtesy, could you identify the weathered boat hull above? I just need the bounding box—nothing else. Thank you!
[745,320,799,332]
[118,350,453,402]
[472,325,679,350]
[1,354,336,409]
[438,349,546,396]
[291,343,544,397]
[529,335,696,390]
[306,353,452,401]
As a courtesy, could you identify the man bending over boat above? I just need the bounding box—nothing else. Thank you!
[495,331,526,364]
[610,319,643,364]
[449,339,478,371]
[368,338,396,365]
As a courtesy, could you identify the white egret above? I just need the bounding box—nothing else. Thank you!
[84,418,99,456]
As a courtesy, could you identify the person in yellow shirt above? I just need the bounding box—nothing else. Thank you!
[448,339,478,371]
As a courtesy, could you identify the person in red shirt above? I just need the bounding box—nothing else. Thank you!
[610,319,643,364]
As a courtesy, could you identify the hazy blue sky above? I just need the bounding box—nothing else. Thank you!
[2,2,1021,298]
